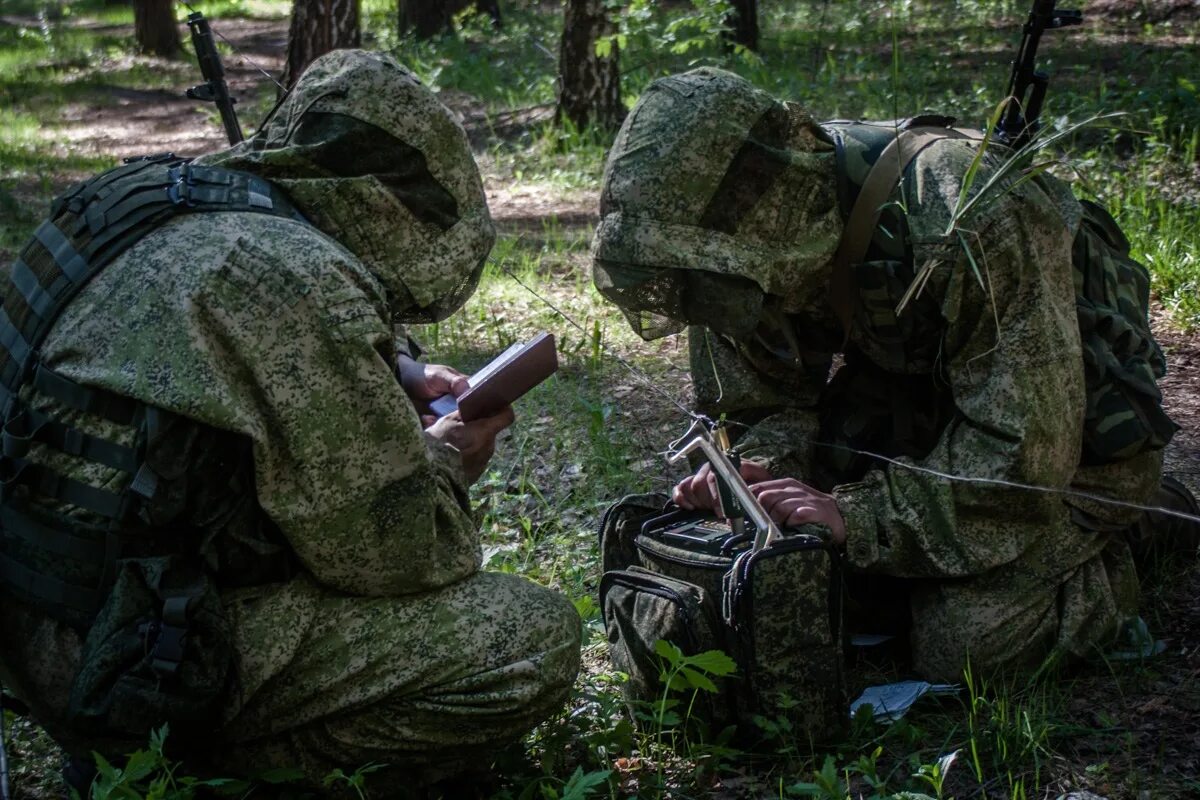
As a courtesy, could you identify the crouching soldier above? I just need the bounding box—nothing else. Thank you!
[0,50,580,795]
[592,68,1197,683]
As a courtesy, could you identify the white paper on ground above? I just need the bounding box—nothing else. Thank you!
[849,680,960,722]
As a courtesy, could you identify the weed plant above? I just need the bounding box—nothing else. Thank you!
[0,2,1197,799]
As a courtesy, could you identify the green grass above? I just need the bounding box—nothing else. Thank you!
[0,2,1198,799]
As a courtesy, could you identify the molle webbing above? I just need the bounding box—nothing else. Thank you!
[0,154,301,624]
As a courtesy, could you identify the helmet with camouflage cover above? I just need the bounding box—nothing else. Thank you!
[591,68,843,341]
[199,49,494,323]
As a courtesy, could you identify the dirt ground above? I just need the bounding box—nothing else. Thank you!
[3,12,1199,800]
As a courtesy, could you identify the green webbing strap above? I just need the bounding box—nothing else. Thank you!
[76,158,170,210]
[9,258,59,319]
[0,550,101,613]
[32,366,141,427]
[0,308,33,376]
[84,202,175,265]
[3,460,127,519]
[85,180,173,237]
[2,408,140,473]
[33,222,89,284]
[0,505,106,562]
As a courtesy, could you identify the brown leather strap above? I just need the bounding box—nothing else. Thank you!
[827,126,977,337]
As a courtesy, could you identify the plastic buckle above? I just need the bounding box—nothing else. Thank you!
[61,426,86,457]
[166,163,196,208]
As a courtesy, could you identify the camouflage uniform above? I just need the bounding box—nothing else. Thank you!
[0,50,580,789]
[593,68,1164,681]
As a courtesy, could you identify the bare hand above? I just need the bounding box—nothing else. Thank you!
[672,460,773,514]
[749,478,847,545]
[426,406,515,485]
[398,354,469,427]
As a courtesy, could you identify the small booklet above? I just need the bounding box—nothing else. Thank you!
[429,332,558,422]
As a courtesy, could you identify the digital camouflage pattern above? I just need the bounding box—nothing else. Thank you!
[599,496,843,742]
[592,68,844,342]
[0,49,579,789]
[593,68,1168,681]
[725,534,844,741]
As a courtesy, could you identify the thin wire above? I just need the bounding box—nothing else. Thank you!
[179,1,287,94]
[491,258,711,429]
[492,256,1200,525]
[714,418,1200,525]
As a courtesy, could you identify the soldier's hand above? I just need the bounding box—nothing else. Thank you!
[749,478,847,545]
[672,461,772,512]
[398,354,469,415]
[426,406,515,485]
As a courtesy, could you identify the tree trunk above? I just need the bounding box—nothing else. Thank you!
[133,0,180,58]
[556,0,624,132]
[723,0,758,51]
[399,0,500,39]
[282,0,361,89]
[398,0,448,38]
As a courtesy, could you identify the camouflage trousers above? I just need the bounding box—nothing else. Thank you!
[210,570,581,795]
[870,534,1138,683]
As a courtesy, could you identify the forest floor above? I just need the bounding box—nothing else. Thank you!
[2,2,1199,799]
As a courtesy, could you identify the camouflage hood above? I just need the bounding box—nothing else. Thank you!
[199,49,494,323]
[591,68,843,341]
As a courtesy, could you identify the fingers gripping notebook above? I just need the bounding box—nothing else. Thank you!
[429,332,558,421]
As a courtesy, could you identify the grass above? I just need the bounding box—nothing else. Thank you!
[0,1,1197,799]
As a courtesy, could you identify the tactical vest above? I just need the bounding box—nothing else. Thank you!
[0,154,302,630]
[821,118,1177,467]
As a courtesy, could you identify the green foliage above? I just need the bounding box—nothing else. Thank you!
[2,2,1197,799]
[71,726,384,800]
[597,0,758,65]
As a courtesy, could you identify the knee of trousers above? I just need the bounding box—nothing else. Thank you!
[907,581,1059,683]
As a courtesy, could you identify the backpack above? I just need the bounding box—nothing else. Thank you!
[0,154,301,751]
[823,118,1177,465]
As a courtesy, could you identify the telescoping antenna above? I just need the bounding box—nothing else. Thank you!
[668,422,783,552]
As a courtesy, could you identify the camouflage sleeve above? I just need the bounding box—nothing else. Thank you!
[215,235,481,596]
[687,325,829,478]
[47,215,481,596]
[833,181,1086,578]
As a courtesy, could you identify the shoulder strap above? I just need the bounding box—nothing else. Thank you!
[825,121,984,336]
[0,157,305,624]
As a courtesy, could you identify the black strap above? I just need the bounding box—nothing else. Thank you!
[149,594,195,679]
[33,222,90,284]
[2,407,140,473]
[32,365,142,427]
[0,504,107,562]
[2,459,128,519]
[0,307,34,377]
[0,550,102,613]
[9,258,60,319]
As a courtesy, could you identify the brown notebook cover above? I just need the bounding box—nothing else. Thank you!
[432,332,558,422]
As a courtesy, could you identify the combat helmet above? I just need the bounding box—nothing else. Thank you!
[201,49,495,323]
[591,68,844,341]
